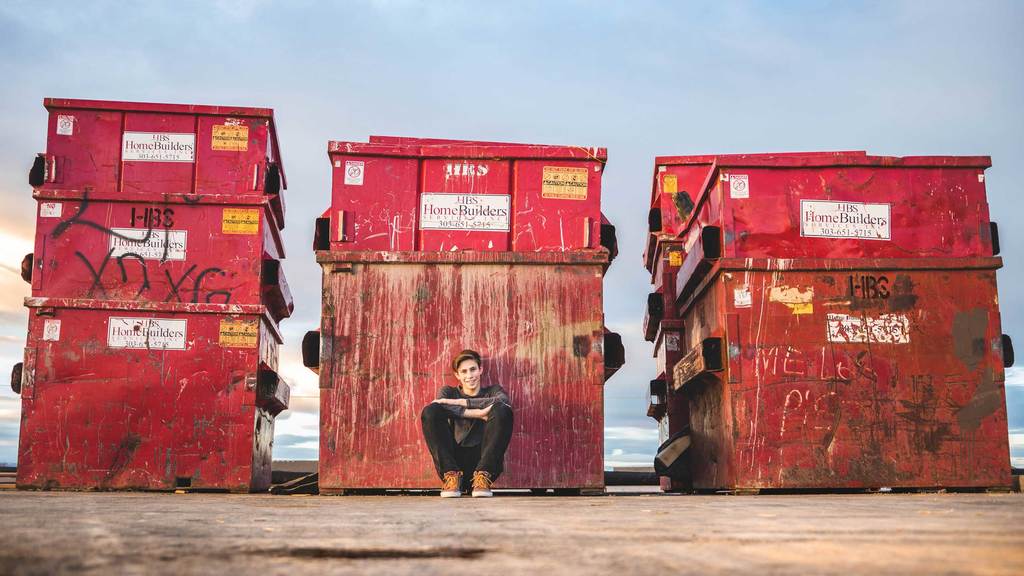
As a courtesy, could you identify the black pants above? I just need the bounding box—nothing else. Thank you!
[420,403,514,484]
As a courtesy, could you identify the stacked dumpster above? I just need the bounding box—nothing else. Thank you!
[646,151,1013,491]
[305,136,623,494]
[12,98,292,491]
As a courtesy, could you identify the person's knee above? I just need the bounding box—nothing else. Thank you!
[421,403,445,422]
[490,402,513,422]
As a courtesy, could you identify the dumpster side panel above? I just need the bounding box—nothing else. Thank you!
[329,155,419,251]
[319,262,605,490]
[32,196,272,306]
[513,160,603,252]
[16,306,275,492]
[681,266,1011,490]
[43,102,278,199]
[420,158,511,251]
[720,166,992,259]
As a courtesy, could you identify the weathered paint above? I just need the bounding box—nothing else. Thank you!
[326,138,606,253]
[28,189,291,321]
[16,299,287,492]
[36,98,287,226]
[644,153,995,272]
[675,258,1011,490]
[317,251,607,492]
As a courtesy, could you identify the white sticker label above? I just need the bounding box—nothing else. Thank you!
[107,318,187,350]
[40,202,63,218]
[344,160,365,185]
[827,313,910,344]
[122,132,196,162]
[419,193,511,232]
[800,200,891,240]
[665,332,680,352]
[729,174,749,199]
[109,228,187,261]
[978,174,985,182]
[56,115,75,136]
[43,319,61,341]
[734,287,752,308]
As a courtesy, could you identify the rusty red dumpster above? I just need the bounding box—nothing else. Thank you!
[16,298,286,491]
[314,138,621,493]
[13,98,292,492]
[32,98,287,226]
[665,153,1012,491]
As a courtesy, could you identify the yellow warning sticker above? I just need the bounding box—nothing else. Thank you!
[541,166,588,200]
[668,251,683,267]
[222,208,260,234]
[219,318,258,347]
[212,124,249,151]
[663,174,678,194]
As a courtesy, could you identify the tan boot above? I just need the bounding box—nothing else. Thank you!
[471,471,493,498]
[440,471,462,498]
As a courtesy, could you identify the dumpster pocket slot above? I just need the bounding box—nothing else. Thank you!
[643,292,664,342]
[600,213,618,262]
[21,253,33,283]
[256,367,290,416]
[302,330,320,374]
[648,207,662,233]
[647,378,667,420]
[990,222,1000,256]
[604,329,625,383]
[29,153,57,187]
[1002,334,1014,367]
[672,337,724,391]
[313,216,331,250]
[261,259,294,323]
[675,226,722,306]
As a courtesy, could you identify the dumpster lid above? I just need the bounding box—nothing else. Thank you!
[328,139,607,161]
[43,97,288,191]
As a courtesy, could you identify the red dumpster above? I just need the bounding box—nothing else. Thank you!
[314,138,620,493]
[665,153,1012,491]
[26,189,291,320]
[32,98,287,227]
[16,298,287,491]
[13,98,292,492]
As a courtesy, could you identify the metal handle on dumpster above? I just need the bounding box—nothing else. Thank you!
[21,253,33,283]
[313,216,331,251]
[600,213,618,262]
[1002,334,1014,367]
[647,378,667,420]
[990,222,1001,256]
[644,292,665,342]
[648,207,662,233]
[672,337,725,392]
[256,367,290,416]
[603,330,625,383]
[28,153,57,187]
[675,226,722,306]
[264,162,282,195]
[10,362,22,395]
[302,330,320,374]
[261,259,294,323]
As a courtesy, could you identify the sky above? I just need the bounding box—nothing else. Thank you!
[0,0,1022,471]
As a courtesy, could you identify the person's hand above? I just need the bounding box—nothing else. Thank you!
[477,403,494,421]
[462,404,494,420]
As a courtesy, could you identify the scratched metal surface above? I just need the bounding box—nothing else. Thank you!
[318,257,607,491]
[29,190,288,315]
[16,302,281,492]
[38,99,284,203]
[678,262,1012,490]
[647,153,994,263]
[325,139,605,253]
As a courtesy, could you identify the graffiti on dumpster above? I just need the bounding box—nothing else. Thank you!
[53,191,233,303]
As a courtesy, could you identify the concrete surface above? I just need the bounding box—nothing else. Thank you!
[0,491,1021,575]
